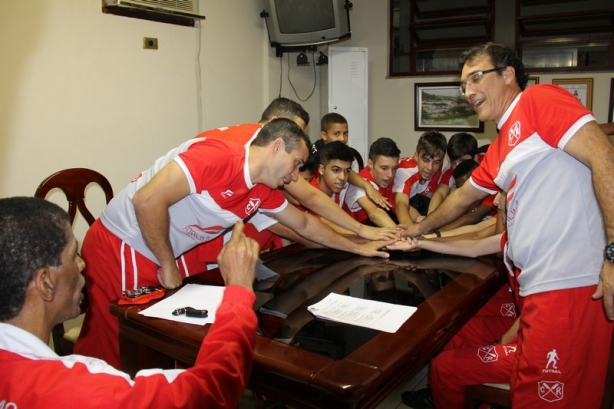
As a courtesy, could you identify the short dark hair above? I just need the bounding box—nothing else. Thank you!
[458,42,529,91]
[447,133,478,161]
[416,130,447,159]
[318,141,354,168]
[252,117,312,153]
[299,152,318,174]
[260,97,310,126]
[320,112,348,132]
[0,197,70,321]
[369,137,401,162]
[453,159,480,180]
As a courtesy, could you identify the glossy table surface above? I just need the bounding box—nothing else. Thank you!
[110,245,506,409]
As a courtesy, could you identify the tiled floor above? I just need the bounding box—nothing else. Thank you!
[237,364,429,409]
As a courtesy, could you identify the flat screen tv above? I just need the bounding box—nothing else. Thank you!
[262,0,351,48]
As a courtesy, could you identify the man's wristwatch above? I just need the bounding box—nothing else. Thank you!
[605,242,614,263]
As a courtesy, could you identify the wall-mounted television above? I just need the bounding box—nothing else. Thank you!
[261,0,351,50]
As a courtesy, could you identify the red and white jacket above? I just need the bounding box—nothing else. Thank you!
[0,286,257,409]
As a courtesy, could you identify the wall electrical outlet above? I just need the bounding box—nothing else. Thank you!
[143,37,158,50]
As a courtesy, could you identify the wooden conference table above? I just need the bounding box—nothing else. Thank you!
[110,245,507,409]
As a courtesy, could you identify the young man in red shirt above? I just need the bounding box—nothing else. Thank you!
[345,137,400,228]
[394,130,447,226]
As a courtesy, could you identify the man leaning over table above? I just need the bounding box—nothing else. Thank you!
[201,97,399,242]
[75,117,394,369]
[0,197,259,409]
[398,42,614,407]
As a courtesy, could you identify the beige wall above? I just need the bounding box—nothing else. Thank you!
[0,0,268,240]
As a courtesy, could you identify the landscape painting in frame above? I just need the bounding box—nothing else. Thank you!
[415,82,483,132]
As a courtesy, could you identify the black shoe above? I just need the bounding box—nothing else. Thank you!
[401,387,434,408]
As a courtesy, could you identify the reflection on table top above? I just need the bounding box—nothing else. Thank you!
[111,244,506,409]
[253,247,493,360]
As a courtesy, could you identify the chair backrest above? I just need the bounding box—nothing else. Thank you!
[34,168,113,356]
[349,147,365,171]
[35,168,113,227]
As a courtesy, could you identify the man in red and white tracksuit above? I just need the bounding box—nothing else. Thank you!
[403,42,614,408]
[75,120,305,368]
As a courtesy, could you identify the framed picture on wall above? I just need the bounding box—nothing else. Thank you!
[526,76,539,88]
[414,82,483,132]
[609,78,614,123]
[552,78,593,110]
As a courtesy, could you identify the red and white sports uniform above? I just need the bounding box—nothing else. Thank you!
[463,84,613,407]
[1,286,256,409]
[392,157,440,197]
[437,163,456,189]
[345,167,396,223]
[307,176,350,216]
[198,212,282,268]
[76,133,287,368]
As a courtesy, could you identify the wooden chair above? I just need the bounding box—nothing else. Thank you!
[349,146,364,170]
[463,330,614,409]
[34,168,113,356]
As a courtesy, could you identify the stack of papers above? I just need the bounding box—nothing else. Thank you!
[307,293,417,333]
[139,284,225,325]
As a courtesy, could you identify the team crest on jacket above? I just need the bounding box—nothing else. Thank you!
[246,198,261,215]
[508,121,521,146]
[477,345,498,363]
[500,303,516,317]
[538,381,564,402]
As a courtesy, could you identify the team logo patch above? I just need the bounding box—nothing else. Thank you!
[246,198,261,215]
[500,303,516,317]
[508,121,521,146]
[543,348,562,374]
[538,381,564,402]
[221,190,234,198]
[477,345,499,363]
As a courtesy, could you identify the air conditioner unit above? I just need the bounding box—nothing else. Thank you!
[104,0,204,19]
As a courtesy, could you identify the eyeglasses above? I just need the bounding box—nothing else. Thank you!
[459,67,507,95]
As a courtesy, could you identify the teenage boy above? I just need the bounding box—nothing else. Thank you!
[309,112,391,211]
[428,132,479,214]
[394,130,447,225]
[309,141,354,214]
[311,112,349,155]
[345,137,400,228]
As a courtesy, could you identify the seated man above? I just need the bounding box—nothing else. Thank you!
[394,131,447,225]
[0,197,259,408]
[345,137,400,228]
[428,132,479,214]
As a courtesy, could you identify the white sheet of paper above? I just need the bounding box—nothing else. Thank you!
[139,284,225,325]
[307,293,417,333]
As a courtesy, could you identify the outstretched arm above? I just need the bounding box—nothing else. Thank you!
[356,196,397,228]
[284,176,398,240]
[388,233,502,258]
[269,204,395,258]
[348,170,390,210]
[427,183,451,214]
[401,182,488,238]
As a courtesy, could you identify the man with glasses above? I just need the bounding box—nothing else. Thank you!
[400,42,614,407]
